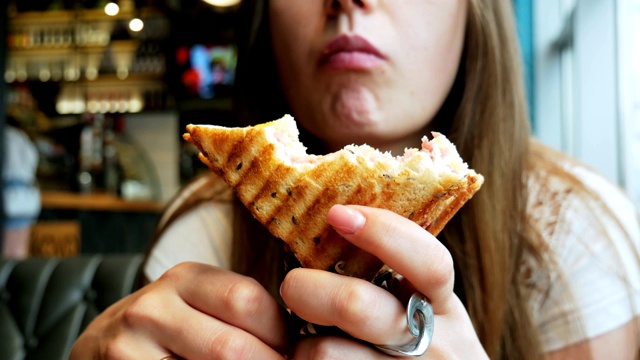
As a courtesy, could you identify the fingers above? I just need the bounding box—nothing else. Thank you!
[292,314,486,360]
[71,323,169,360]
[158,262,288,352]
[294,336,387,360]
[71,263,289,360]
[281,268,414,346]
[283,270,484,359]
[123,279,284,360]
[326,204,455,312]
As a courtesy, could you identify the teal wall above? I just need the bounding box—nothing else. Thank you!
[514,0,534,123]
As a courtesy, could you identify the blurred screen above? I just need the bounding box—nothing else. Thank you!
[175,44,237,99]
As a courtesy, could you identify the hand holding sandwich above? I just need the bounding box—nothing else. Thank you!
[282,205,488,359]
[70,263,289,359]
[71,205,489,360]
[175,115,485,358]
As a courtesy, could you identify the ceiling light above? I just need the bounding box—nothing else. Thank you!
[129,18,144,32]
[105,2,119,16]
[202,0,241,7]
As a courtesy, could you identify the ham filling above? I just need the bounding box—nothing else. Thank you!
[271,127,468,176]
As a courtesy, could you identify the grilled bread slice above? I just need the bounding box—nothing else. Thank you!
[184,115,484,280]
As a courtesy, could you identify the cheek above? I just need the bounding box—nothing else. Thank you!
[394,3,466,100]
[269,3,317,77]
[269,4,296,64]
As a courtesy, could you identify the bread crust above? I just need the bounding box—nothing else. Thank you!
[185,116,483,280]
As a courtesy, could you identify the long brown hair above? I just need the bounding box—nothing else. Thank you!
[231,0,541,358]
[441,0,541,357]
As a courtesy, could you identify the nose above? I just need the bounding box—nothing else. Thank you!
[325,0,373,17]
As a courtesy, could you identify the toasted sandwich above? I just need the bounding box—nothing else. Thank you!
[184,115,483,280]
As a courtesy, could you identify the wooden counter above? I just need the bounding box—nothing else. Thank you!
[41,191,166,213]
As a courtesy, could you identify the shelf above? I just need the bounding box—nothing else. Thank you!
[8,38,138,52]
[61,73,165,88]
[41,191,166,213]
[9,7,163,26]
[8,45,107,57]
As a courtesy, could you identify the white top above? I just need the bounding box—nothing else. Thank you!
[145,200,234,279]
[3,126,40,222]
[145,155,640,353]
[524,152,640,351]
[4,126,38,183]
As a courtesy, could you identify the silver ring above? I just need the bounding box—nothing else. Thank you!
[375,292,434,357]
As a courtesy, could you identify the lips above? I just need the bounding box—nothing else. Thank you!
[318,34,386,70]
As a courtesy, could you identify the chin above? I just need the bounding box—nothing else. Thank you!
[324,82,382,125]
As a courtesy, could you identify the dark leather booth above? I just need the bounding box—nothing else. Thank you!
[0,254,143,360]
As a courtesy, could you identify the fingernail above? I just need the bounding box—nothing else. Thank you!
[279,283,290,309]
[328,205,366,235]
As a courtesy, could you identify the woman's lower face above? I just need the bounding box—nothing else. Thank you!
[268,0,468,154]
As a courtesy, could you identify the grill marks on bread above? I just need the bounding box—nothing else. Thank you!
[185,116,484,280]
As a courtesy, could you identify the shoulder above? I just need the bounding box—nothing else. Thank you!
[144,174,236,281]
[156,174,234,232]
[144,200,235,281]
[5,125,29,141]
[4,126,38,176]
[527,140,639,243]
[525,140,640,352]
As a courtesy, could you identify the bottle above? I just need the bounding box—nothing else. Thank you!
[78,113,95,193]
[91,113,105,189]
[103,115,120,195]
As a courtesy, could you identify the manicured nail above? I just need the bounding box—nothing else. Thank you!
[327,205,366,235]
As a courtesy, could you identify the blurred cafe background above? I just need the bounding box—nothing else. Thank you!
[0,0,638,258]
[1,0,240,258]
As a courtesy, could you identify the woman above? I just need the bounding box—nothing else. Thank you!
[71,0,640,358]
